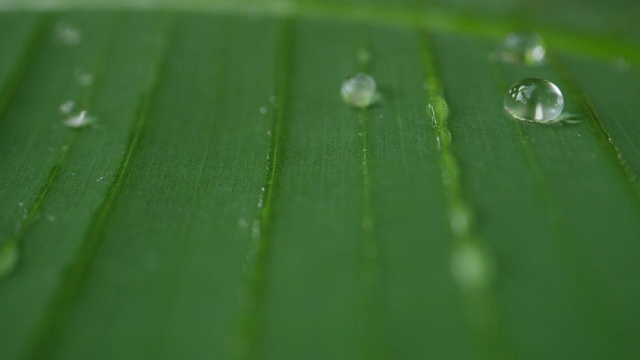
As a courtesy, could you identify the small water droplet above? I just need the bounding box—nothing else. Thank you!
[47,215,56,222]
[451,243,494,292]
[251,219,261,239]
[504,78,564,123]
[499,32,546,65]
[63,110,96,128]
[341,73,377,108]
[613,57,630,72]
[96,176,104,182]
[269,95,278,104]
[356,48,372,65]
[55,22,82,47]
[74,68,94,87]
[0,241,19,279]
[259,107,268,114]
[423,83,429,90]
[18,202,24,208]
[238,217,249,229]
[449,204,472,236]
[267,130,272,137]
[59,100,76,116]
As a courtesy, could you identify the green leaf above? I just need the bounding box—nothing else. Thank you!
[1,1,639,359]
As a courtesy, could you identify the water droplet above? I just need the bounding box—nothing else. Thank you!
[59,100,76,115]
[341,73,377,108]
[96,176,104,182]
[238,217,249,229]
[55,22,82,47]
[74,68,94,87]
[613,57,630,72]
[356,48,372,65]
[269,95,278,104]
[259,107,268,114]
[251,219,261,239]
[500,32,546,65]
[47,215,56,222]
[449,204,472,236]
[0,241,19,279]
[18,202,24,208]
[504,78,564,123]
[63,110,96,128]
[451,243,493,292]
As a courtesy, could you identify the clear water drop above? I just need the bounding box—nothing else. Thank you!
[59,100,76,115]
[451,243,493,292]
[504,78,564,123]
[55,22,82,47]
[501,32,546,65]
[341,73,377,108]
[63,110,96,128]
[74,68,94,87]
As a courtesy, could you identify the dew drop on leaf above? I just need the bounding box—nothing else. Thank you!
[341,73,377,108]
[499,32,546,65]
[59,100,76,116]
[63,110,96,128]
[74,68,94,87]
[55,21,83,47]
[451,243,493,292]
[504,78,564,123]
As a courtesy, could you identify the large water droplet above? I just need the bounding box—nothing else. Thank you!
[341,73,377,108]
[504,78,564,123]
[501,32,546,65]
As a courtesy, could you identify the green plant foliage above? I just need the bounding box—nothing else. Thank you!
[1,1,639,359]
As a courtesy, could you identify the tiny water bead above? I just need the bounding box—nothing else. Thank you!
[341,73,377,108]
[74,68,94,87]
[55,22,83,47]
[59,100,76,115]
[500,32,546,65]
[63,110,96,128]
[504,78,564,123]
